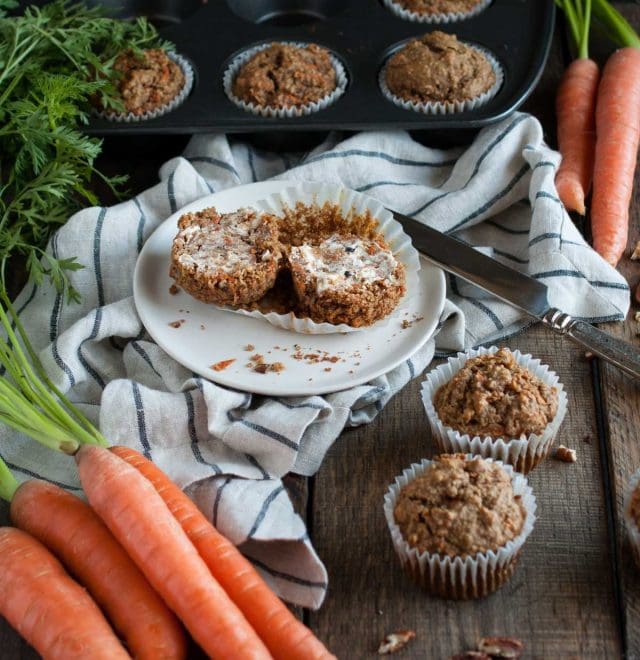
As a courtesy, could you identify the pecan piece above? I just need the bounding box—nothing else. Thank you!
[377,630,416,655]
[555,444,577,463]
[478,637,524,659]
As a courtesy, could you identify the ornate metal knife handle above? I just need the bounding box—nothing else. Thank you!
[541,308,640,380]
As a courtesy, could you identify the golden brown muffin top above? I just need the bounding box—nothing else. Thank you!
[392,0,485,15]
[232,43,336,109]
[433,348,558,439]
[394,453,526,556]
[384,31,496,104]
[110,48,185,116]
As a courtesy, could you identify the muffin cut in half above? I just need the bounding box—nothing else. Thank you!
[170,207,281,307]
[287,234,406,327]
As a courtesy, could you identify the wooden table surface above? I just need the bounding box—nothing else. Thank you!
[2,4,640,659]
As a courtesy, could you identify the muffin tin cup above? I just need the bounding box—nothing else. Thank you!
[94,51,194,123]
[223,41,348,118]
[379,43,504,116]
[382,0,492,24]
[383,455,537,600]
[623,468,640,569]
[214,182,421,334]
[420,346,568,474]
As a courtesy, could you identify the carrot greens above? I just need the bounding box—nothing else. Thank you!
[0,1,169,304]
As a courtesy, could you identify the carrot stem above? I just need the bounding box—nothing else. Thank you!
[592,0,640,49]
[0,456,18,502]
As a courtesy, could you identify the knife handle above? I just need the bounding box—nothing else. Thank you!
[541,309,640,380]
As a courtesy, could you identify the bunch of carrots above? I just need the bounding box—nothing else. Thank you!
[555,0,640,267]
[0,292,334,659]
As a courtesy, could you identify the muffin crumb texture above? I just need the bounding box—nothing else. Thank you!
[232,43,336,109]
[434,347,558,438]
[106,49,185,116]
[385,31,496,104]
[394,454,525,556]
[170,207,281,307]
[392,0,485,15]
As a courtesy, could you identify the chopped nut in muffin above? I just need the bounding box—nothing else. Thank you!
[393,454,526,556]
[232,43,336,109]
[385,31,496,105]
[100,49,185,116]
[433,347,558,438]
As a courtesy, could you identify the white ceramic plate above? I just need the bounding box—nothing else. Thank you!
[133,181,446,396]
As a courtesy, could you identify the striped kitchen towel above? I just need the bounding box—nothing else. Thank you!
[1,112,629,609]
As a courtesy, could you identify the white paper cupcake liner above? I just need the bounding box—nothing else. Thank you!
[95,51,194,123]
[384,455,536,599]
[379,42,503,115]
[223,41,348,118]
[421,346,568,473]
[220,182,421,334]
[624,469,640,568]
[383,0,492,24]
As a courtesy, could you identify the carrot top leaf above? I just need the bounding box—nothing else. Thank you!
[555,0,592,59]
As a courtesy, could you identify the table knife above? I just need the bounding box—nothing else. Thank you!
[390,209,640,380]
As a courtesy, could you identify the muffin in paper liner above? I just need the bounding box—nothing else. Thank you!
[624,468,640,568]
[382,0,492,24]
[379,41,503,115]
[94,52,194,123]
[421,346,568,474]
[383,455,536,599]
[223,41,348,118]
[219,181,421,334]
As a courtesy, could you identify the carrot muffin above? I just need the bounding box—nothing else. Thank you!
[385,454,535,599]
[384,31,496,105]
[394,454,526,557]
[390,0,486,17]
[287,234,406,327]
[231,42,337,109]
[170,207,281,306]
[433,347,558,439]
[100,49,186,116]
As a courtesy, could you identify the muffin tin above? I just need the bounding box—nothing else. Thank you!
[31,0,556,135]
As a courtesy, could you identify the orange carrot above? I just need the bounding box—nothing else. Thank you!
[10,480,187,660]
[75,445,272,660]
[591,47,640,265]
[0,527,130,660]
[555,57,600,214]
[111,445,335,660]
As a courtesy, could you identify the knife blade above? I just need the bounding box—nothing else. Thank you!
[391,208,640,380]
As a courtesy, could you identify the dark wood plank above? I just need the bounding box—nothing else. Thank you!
[308,328,621,658]
[587,5,640,659]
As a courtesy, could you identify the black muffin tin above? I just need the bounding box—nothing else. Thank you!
[54,0,556,135]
